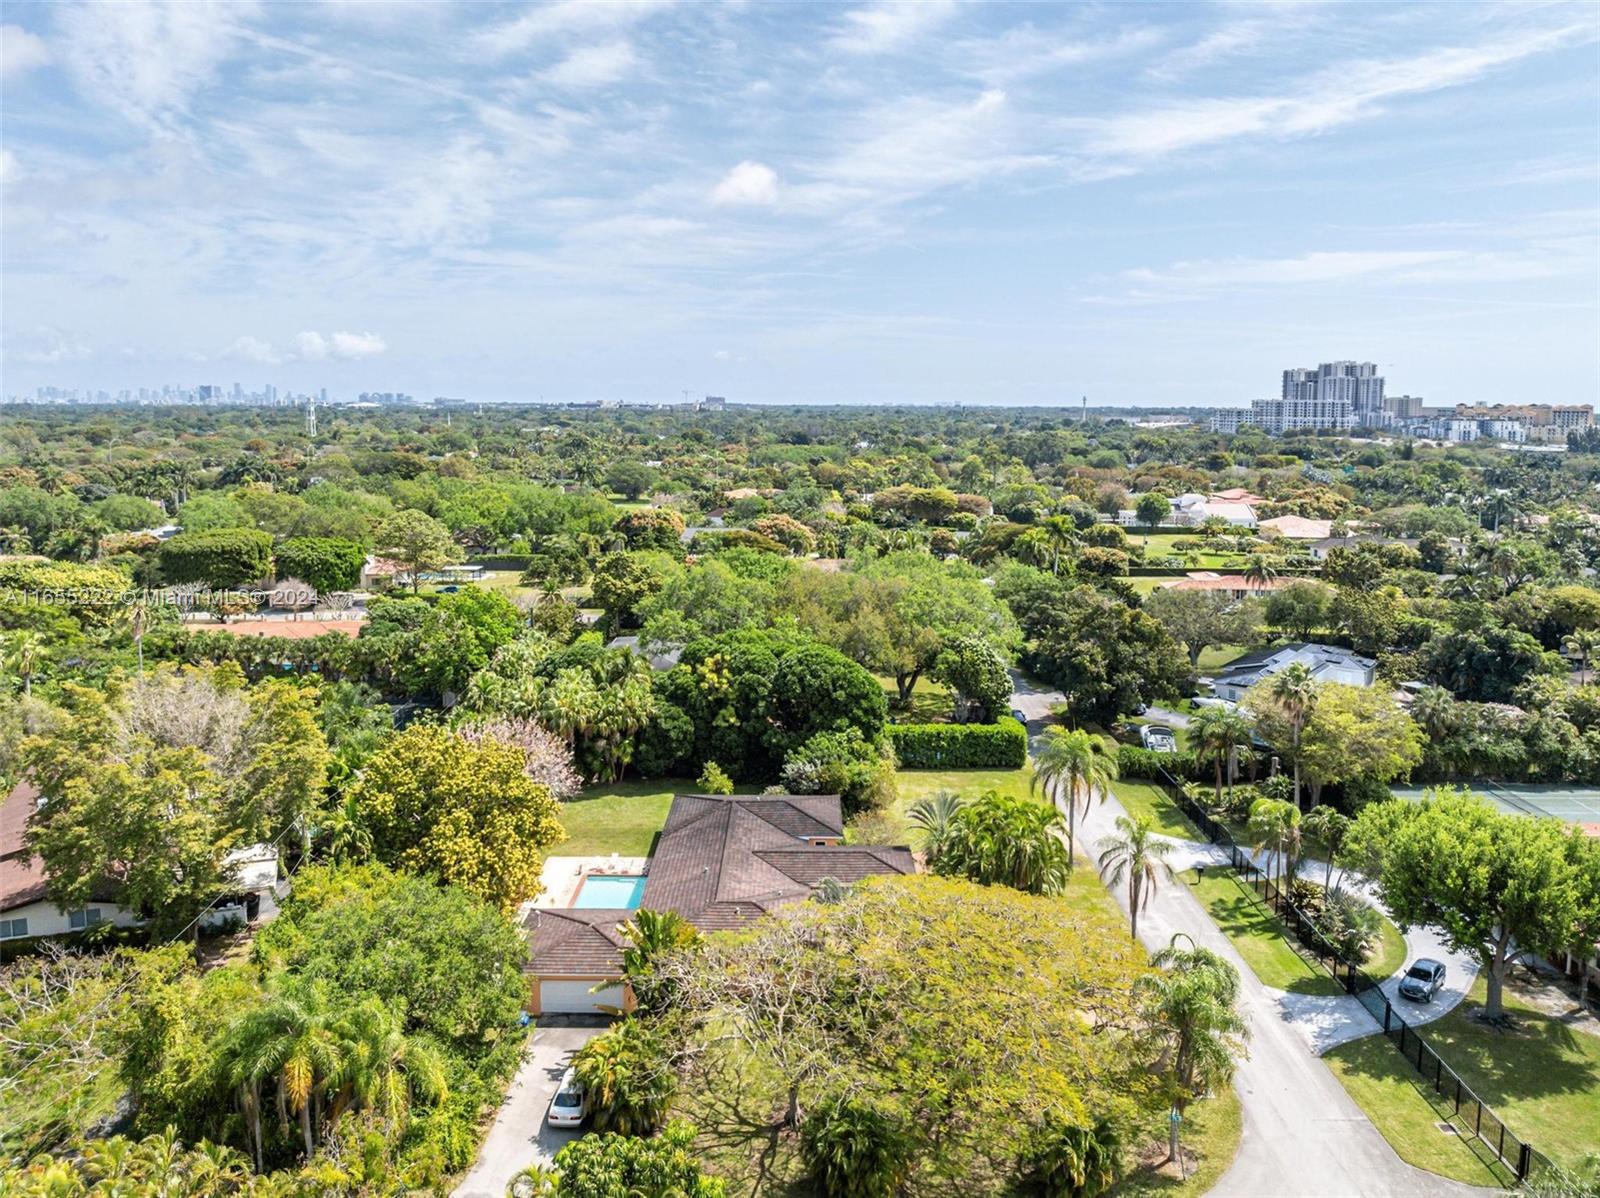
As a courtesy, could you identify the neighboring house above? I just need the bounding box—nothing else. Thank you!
[1,780,283,947]
[605,635,684,671]
[1160,572,1291,601]
[1210,643,1377,703]
[1306,535,1422,562]
[360,555,410,590]
[524,793,916,1015]
[1257,515,1333,540]
[1170,493,1257,528]
[1209,487,1266,506]
[0,780,140,945]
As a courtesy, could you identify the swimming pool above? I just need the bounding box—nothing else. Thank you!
[571,874,647,909]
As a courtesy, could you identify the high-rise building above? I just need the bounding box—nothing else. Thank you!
[1283,362,1384,425]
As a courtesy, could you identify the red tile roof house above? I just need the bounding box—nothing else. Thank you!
[0,780,141,950]
[524,793,916,1015]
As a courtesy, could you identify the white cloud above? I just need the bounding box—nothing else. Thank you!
[1085,23,1595,161]
[1128,250,1463,288]
[473,0,675,59]
[1,23,50,77]
[221,335,281,364]
[544,40,636,88]
[295,330,388,360]
[0,148,16,185]
[831,0,957,55]
[7,325,91,365]
[711,161,780,207]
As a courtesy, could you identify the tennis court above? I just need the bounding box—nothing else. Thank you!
[1393,783,1600,830]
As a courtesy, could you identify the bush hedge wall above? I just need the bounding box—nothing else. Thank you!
[888,717,1028,769]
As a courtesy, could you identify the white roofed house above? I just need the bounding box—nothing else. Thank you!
[1209,643,1376,704]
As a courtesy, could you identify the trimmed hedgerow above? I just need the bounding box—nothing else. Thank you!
[888,717,1028,769]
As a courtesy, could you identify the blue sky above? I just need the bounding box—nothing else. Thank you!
[3,0,1597,406]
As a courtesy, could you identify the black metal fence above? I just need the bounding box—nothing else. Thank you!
[1154,767,1547,1181]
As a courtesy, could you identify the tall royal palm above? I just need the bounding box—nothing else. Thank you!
[1188,706,1252,808]
[1264,661,1317,807]
[1097,814,1175,942]
[1032,725,1119,865]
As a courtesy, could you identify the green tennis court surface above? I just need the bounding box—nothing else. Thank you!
[1393,784,1600,828]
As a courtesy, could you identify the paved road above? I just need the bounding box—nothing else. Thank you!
[1075,788,1493,1198]
[453,1022,604,1198]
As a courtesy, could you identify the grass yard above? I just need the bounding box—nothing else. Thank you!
[877,672,956,723]
[1182,867,1343,996]
[1112,779,1203,840]
[1195,643,1249,672]
[1323,1034,1513,1187]
[554,779,688,856]
[1414,975,1600,1170]
[879,766,1035,844]
[1109,1087,1244,1198]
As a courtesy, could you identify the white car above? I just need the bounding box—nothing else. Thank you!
[547,1066,589,1128]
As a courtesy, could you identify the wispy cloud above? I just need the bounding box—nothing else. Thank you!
[473,0,675,59]
[222,330,387,364]
[1084,22,1595,161]
[829,0,958,55]
[544,40,637,89]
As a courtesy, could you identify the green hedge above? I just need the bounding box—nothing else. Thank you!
[888,718,1027,769]
[158,528,274,588]
[1117,743,1204,782]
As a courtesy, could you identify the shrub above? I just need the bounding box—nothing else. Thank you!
[273,536,365,592]
[800,1095,914,1198]
[697,760,734,794]
[1115,743,1202,782]
[782,727,897,817]
[570,1018,677,1136]
[887,717,1027,769]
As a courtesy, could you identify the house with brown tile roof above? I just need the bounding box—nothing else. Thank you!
[524,793,915,1014]
[1,780,141,947]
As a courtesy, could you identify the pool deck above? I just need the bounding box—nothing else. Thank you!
[532,855,652,910]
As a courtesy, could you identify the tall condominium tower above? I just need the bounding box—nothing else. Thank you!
[1282,362,1385,425]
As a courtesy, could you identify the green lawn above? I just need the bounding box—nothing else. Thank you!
[881,766,1035,844]
[554,779,687,856]
[877,672,955,723]
[1323,1034,1513,1187]
[1368,906,1409,982]
[1415,976,1600,1170]
[1113,779,1203,841]
[1109,1087,1244,1198]
[1195,644,1248,672]
[1182,867,1343,996]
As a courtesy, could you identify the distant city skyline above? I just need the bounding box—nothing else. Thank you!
[3,1,1597,406]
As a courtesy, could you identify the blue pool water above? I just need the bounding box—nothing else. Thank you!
[572,874,647,909]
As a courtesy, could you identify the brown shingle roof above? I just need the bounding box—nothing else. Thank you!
[522,908,630,977]
[526,794,916,976]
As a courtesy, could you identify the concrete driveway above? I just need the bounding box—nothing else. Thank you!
[453,1021,606,1198]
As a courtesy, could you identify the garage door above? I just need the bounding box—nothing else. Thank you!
[540,979,624,1014]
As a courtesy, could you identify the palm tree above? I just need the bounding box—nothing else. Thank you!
[1140,936,1249,1168]
[1188,706,1252,808]
[1483,492,1516,534]
[328,998,448,1134]
[124,592,153,673]
[1409,685,1456,740]
[1301,805,1352,890]
[1247,797,1302,888]
[618,908,699,1015]
[1032,726,1119,864]
[217,982,346,1166]
[1564,629,1600,684]
[1097,815,1174,942]
[936,790,1073,896]
[5,632,46,697]
[907,790,966,866]
[1242,555,1279,593]
[1264,661,1317,807]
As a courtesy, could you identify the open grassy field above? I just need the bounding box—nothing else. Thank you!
[1323,1034,1514,1187]
[554,779,688,856]
[1414,975,1600,1170]
[1182,867,1343,996]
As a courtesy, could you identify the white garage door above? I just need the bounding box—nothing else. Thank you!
[540,979,624,1014]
